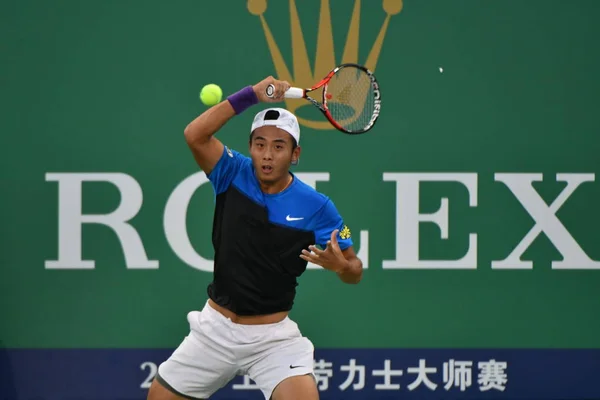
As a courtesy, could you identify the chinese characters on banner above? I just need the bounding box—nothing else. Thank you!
[233,358,508,393]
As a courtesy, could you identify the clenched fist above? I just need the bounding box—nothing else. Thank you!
[253,76,291,103]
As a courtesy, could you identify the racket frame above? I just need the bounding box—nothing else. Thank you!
[265,63,381,134]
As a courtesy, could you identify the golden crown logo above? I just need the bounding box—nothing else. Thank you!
[248,0,402,130]
[340,225,351,240]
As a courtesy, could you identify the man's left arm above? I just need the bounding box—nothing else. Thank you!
[302,199,363,284]
[300,228,363,284]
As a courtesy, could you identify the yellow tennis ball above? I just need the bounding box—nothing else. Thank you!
[200,84,222,106]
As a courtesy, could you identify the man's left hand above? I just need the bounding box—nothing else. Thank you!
[300,229,349,273]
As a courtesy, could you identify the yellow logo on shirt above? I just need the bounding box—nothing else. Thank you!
[339,225,351,240]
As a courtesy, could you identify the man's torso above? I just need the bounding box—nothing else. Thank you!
[206,146,352,316]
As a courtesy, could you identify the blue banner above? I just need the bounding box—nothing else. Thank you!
[1,348,599,399]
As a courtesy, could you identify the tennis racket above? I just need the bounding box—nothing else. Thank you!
[266,63,381,134]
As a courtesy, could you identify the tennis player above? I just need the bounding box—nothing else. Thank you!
[147,76,363,400]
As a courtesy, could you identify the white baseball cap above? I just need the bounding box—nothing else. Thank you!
[250,107,300,145]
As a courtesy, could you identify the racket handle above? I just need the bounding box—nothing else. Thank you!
[266,84,304,99]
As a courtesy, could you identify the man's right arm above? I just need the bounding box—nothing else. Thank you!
[183,100,234,175]
[183,76,291,176]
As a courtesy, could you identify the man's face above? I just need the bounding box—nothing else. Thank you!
[249,126,300,184]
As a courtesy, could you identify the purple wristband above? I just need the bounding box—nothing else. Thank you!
[227,86,259,115]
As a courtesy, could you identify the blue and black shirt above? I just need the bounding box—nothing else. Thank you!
[205,145,353,315]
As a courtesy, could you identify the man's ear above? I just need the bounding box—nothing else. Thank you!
[291,146,301,165]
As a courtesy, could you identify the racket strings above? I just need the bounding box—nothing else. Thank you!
[325,67,376,132]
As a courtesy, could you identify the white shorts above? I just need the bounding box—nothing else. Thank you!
[156,301,315,399]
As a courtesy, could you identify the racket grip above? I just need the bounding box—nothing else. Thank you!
[266,84,304,99]
[285,88,305,99]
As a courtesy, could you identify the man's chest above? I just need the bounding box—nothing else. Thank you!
[218,186,317,253]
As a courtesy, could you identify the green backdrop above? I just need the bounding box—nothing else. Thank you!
[2,0,599,352]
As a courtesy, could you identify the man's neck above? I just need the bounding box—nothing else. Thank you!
[260,173,293,194]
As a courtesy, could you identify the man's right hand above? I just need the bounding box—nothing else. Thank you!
[253,76,291,103]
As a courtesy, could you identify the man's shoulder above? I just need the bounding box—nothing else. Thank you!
[289,176,333,217]
[222,146,253,175]
[293,176,329,200]
[288,176,346,231]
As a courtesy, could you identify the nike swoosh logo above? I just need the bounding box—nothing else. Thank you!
[289,365,304,369]
[286,215,304,221]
